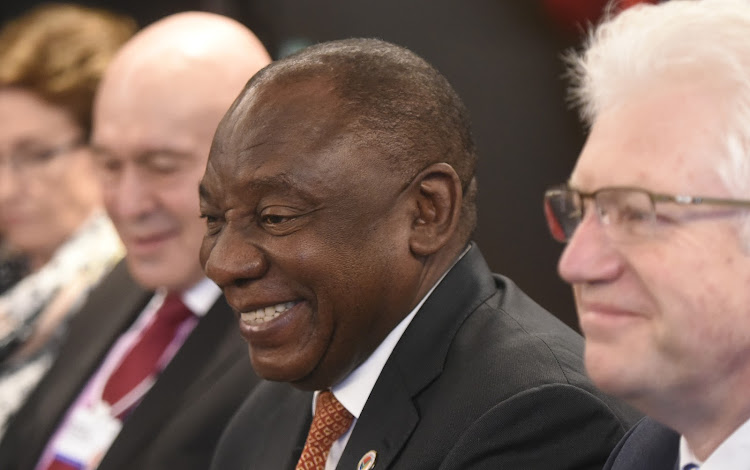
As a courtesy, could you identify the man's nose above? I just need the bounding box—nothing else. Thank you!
[201,227,269,289]
[105,166,156,221]
[558,209,623,285]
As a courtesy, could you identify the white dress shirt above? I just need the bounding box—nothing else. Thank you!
[679,416,750,470]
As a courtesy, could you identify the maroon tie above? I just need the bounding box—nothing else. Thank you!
[101,292,192,418]
[296,390,354,470]
[44,295,192,470]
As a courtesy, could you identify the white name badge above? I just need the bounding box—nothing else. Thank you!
[50,403,122,469]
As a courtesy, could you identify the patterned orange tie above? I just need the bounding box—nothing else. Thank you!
[296,390,354,470]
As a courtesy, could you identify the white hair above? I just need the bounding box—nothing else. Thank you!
[569,0,750,202]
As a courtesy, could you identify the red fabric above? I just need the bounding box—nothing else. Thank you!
[621,0,658,7]
[295,391,354,470]
[543,0,607,29]
[543,0,659,36]
[101,293,192,418]
[44,459,78,470]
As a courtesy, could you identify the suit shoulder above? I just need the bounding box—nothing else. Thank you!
[444,274,641,426]
[452,275,584,386]
[439,384,637,469]
[604,417,679,470]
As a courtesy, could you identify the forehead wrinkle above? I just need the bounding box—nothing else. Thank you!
[236,138,275,157]
[230,82,345,152]
[243,173,319,205]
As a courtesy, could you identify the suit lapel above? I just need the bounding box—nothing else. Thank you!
[338,245,498,469]
[100,296,240,467]
[283,394,314,470]
[251,383,312,470]
[338,366,419,469]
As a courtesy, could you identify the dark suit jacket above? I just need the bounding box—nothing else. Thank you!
[603,417,680,470]
[0,260,261,470]
[211,245,641,470]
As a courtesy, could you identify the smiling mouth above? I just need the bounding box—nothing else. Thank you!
[240,301,300,325]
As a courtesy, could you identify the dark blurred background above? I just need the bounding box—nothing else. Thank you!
[2,0,630,330]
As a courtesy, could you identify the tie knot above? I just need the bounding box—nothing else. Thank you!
[157,293,192,324]
[295,390,354,470]
[101,292,193,417]
[313,390,354,440]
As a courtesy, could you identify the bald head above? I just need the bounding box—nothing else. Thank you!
[94,12,270,152]
[91,12,270,292]
[103,12,268,111]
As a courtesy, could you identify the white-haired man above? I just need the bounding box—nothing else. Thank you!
[544,0,750,469]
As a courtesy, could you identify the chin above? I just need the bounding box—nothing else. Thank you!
[250,354,324,390]
[128,269,167,291]
[250,358,301,383]
[584,348,625,393]
[127,260,194,291]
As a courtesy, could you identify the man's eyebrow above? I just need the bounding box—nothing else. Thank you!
[11,137,47,148]
[140,149,192,158]
[89,144,114,157]
[198,173,318,205]
[89,146,193,161]
[135,150,195,165]
[245,173,319,202]
[246,173,296,192]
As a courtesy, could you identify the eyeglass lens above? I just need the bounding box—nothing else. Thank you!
[544,187,656,242]
[544,188,582,242]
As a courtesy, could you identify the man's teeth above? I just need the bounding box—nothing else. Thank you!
[240,301,298,325]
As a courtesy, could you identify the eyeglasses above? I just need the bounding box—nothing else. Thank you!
[0,139,84,176]
[543,184,750,243]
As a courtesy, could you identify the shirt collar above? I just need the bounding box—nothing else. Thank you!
[156,277,221,318]
[328,244,471,418]
[679,416,750,470]
[680,435,703,469]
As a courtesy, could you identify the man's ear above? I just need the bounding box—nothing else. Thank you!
[407,162,462,257]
